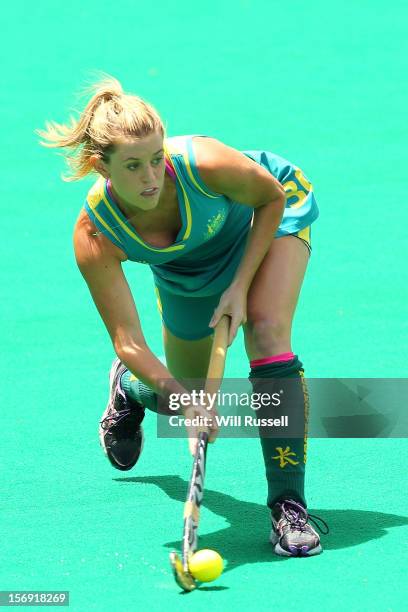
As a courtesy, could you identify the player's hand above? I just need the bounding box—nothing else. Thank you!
[209,284,247,346]
[183,401,219,456]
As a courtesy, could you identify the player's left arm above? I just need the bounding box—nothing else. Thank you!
[195,137,286,293]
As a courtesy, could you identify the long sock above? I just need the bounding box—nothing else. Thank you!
[249,353,309,510]
[121,370,159,412]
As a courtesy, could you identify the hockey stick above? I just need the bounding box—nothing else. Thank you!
[169,314,230,591]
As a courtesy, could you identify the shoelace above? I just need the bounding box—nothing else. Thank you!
[100,407,135,430]
[100,377,144,431]
[279,500,330,535]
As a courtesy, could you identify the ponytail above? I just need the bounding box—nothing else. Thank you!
[37,73,165,181]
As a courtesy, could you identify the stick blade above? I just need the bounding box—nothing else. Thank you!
[169,551,197,592]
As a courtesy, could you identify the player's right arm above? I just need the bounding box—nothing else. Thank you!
[72,218,186,402]
[73,216,219,452]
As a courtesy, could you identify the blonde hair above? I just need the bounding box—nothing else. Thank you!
[37,73,165,181]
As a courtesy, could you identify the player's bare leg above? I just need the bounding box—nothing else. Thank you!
[244,235,329,556]
[244,235,309,360]
[162,325,213,388]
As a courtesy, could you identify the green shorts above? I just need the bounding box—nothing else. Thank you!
[155,227,312,340]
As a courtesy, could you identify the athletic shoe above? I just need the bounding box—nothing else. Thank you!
[270,498,329,557]
[99,358,145,471]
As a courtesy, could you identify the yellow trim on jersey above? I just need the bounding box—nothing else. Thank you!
[155,286,163,314]
[165,136,218,199]
[101,183,185,254]
[86,195,123,245]
[183,149,219,200]
[163,140,192,241]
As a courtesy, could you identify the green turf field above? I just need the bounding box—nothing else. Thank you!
[1,1,407,610]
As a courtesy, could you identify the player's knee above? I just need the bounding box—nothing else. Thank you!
[245,316,290,354]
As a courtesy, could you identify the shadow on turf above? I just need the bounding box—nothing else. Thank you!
[115,475,408,573]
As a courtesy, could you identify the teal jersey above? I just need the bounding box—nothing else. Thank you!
[83,134,319,297]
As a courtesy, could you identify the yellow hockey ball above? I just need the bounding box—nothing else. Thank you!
[188,549,223,582]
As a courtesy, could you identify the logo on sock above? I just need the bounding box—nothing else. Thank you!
[272,446,300,468]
